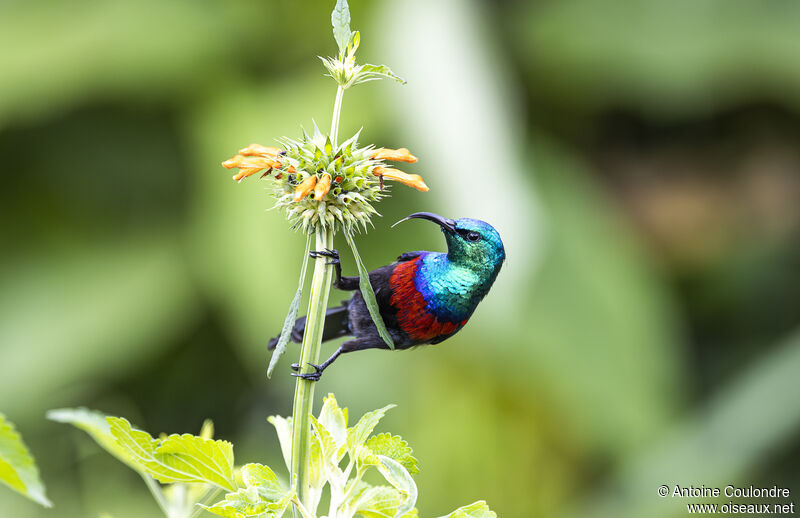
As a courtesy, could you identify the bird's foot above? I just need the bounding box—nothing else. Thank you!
[290,362,324,382]
[309,248,339,265]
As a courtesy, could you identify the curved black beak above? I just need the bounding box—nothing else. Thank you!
[392,211,457,234]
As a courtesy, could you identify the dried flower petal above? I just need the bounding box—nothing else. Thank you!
[370,147,417,163]
[314,173,332,200]
[294,175,318,201]
[373,166,428,192]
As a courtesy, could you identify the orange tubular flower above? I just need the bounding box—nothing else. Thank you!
[314,173,332,200]
[239,143,282,157]
[370,147,418,163]
[372,166,429,192]
[222,153,282,181]
[294,175,318,201]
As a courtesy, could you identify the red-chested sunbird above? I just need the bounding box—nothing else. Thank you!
[268,212,506,380]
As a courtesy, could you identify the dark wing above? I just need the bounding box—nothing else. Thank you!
[396,251,427,263]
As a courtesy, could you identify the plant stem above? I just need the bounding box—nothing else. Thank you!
[330,85,345,146]
[292,495,316,518]
[141,474,172,518]
[290,225,335,512]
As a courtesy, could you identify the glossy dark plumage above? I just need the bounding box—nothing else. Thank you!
[269,212,505,380]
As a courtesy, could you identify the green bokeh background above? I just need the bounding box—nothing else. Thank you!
[2,0,799,517]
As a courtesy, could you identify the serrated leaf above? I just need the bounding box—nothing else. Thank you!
[202,485,291,518]
[108,417,236,491]
[309,415,337,463]
[376,456,416,518]
[343,228,395,349]
[241,463,286,502]
[47,407,141,473]
[307,426,326,489]
[437,501,497,518]
[318,393,348,448]
[267,236,312,378]
[331,0,353,57]
[267,416,292,473]
[347,404,395,452]
[365,434,418,475]
[351,64,406,86]
[351,485,408,518]
[0,413,51,507]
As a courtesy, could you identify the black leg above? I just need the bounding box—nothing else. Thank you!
[291,346,344,381]
[289,336,386,381]
[309,248,359,290]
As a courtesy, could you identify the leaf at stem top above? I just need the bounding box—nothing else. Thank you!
[343,228,396,349]
[351,64,406,86]
[0,413,51,507]
[108,417,237,491]
[332,0,353,58]
[267,236,312,378]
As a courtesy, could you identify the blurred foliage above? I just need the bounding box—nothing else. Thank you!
[1,0,799,517]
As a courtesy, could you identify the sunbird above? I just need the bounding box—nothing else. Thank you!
[269,212,506,380]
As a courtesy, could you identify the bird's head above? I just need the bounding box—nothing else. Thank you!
[398,212,505,274]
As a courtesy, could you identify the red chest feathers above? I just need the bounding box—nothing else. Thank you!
[389,257,466,342]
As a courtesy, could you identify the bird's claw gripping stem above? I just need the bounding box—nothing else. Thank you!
[291,362,324,382]
[310,248,351,289]
[309,248,339,265]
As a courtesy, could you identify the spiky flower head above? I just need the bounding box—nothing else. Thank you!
[222,124,426,235]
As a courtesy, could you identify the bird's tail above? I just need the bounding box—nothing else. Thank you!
[268,302,350,350]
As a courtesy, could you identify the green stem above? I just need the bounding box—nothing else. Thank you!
[290,225,335,512]
[330,85,345,146]
[141,474,172,518]
[292,495,316,518]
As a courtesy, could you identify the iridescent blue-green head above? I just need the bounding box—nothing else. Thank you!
[400,212,505,277]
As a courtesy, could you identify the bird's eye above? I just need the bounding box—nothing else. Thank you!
[467,231,480,242]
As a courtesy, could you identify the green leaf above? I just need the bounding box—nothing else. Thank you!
[47,407,141,473]
[108,417,237,491]
[375,456,417,518]
[331,0,353,58]
[307,425,326,489]
[318,393,348,449]
[202,486,291,518]
[241,464,286,502]
[309,415,337,464]
[343,228,396,349]
[437,501,497,518]
[0,413,51,507]
[347,404,395,452]
[365,434,419,475]
[203,465,292,518]
[351,64,406,86]
[267,415,292,472]
[351,485,416,518]
[267,235,312,378]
